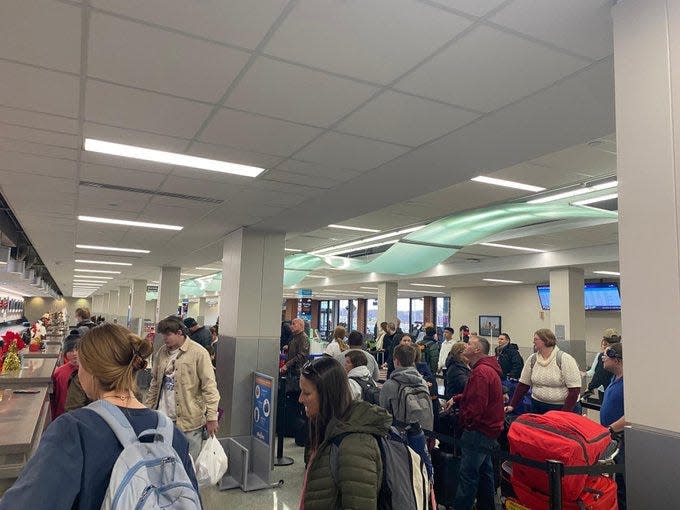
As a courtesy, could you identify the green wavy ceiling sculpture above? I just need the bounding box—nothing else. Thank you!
[283,203,617,286]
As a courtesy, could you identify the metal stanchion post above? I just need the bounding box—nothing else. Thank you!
[274,375,294,467]
[547,459,564,510]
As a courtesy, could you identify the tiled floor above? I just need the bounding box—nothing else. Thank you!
[199,437,305,510]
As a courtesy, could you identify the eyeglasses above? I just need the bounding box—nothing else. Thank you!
[604,347,622,360]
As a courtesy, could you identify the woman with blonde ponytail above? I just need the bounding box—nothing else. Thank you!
[324,325,348,357]
[0,323,199,509]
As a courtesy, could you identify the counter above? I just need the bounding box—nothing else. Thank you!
[0,387,49,478]
[0,358,58,390]
[20,344,62,359]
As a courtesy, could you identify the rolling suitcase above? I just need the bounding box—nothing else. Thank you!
[512,475,618,510]
[431,447,460,509]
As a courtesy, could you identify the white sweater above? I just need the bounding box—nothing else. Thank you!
[518,347,582,404]
[437,339,456,372]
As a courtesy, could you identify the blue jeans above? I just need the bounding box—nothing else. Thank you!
[453,430,497,510]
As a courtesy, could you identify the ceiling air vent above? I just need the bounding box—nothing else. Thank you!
[79,181,224,205]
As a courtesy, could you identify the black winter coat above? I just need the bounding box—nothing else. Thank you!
[444,358,471,400]
[495,343,524,380]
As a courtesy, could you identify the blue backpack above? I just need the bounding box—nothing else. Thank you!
[87,400,201,510]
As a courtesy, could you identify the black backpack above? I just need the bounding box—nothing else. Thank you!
[349,376,381,405]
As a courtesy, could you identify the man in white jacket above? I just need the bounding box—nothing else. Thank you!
[437,327,456,373]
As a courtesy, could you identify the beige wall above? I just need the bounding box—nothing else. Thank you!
[24,297,92,324]
[450,284,621,367]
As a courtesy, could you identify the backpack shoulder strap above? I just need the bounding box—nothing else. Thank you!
[329,432,353,486]
[87,400,174,446]
[556,349,563,370]
[529,352,537,369]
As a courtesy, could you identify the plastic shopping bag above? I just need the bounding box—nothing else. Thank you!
[195,436,229,487]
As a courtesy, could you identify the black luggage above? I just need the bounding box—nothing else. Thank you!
[431,447,460,509]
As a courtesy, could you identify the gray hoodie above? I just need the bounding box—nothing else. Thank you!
[379,366,429,416]
[347,365,373,401]
[334,349,380,381]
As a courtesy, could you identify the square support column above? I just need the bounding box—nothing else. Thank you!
[158,266,180,320]
[117,286,130,326]
[377,282,397,325]
[549,268,585,367]
[108,290,119,323]
[130,280,147,336]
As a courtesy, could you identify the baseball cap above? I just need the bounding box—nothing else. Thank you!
[603,328,620,341]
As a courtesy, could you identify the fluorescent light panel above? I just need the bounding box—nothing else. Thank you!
[527,181,617,204]
[284,248,302,252]
[410,283,446,288]
[571,193,618,206]
[74,269,121,274]
[593,270,620,276]
[483,278,524,284]
[78,215,183,231]
[479,242,546,253]
[399,289,445,294]
[84,138,265,178]
[195,267,221,270]
[327,224,381,233]
[360,287,378,290]
[310,226,424,255]
[75,259,132,266]
[471,176,545,192]
[72,275,114,280]
[76,244,150,254]
[303,275,327,279]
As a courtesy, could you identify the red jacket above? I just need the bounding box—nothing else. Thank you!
[458,356,505,439]
[50,362,78,419]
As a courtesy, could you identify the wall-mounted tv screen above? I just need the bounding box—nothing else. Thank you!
[536,282,621,311]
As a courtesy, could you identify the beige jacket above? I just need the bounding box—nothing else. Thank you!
[145,338,220,432]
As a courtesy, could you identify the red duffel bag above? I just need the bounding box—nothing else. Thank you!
[508,411,610,501]
[512,475,618,510]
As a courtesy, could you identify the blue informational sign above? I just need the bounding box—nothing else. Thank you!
[297,288,313,298]
[252,373,273,446]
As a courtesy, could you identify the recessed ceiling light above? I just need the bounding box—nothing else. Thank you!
[75,259,132,266]
[74,269,122,274]
[479,242,546,253]
[181,273,200,277]
[483,278,524,284]
[310,225,424,256]
[76,244,150,254]
[74,280,107,284]
[78,215,183,231]
[471,176,545,192]
[571,193,618,206]
[527,181,617,204]
[304,275,327,279]
[284,248,302,253]
[411,283,446,288]
[72,275,114,280]
[360,287,378,290]
[327,224,381,233]
[84,138,265,178]
[593,270,620,276]
[195,267,221,270]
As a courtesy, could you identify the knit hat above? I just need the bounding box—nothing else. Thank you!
[183,317,198,328]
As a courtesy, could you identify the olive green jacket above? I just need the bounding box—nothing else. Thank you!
[303,401,392,510]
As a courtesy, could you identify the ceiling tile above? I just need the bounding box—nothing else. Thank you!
[199,108,322,156]
[80,162,167,189]
[527,142,617,176]
[490,0,613,60]
[0,61,79,117]
[88,13,250,103]
[0,151,77,179]
[277,159,361,181]
[0,106,79,134]
[0,123,80,148]
[294,132,409,172]
[91,0,288,50]
[85,81,213,138]
[139,203,210,224]
[264,0,472,84]
[338,90,480,146]
[432,0,507,17]
[0,0,81,73]
[226,57,378,127]
[0,139,78,160]
[396,25,588,112]
[263,169,343,189]
[78,187,151,213]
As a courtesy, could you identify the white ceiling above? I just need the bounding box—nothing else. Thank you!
[0,0,617,298]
